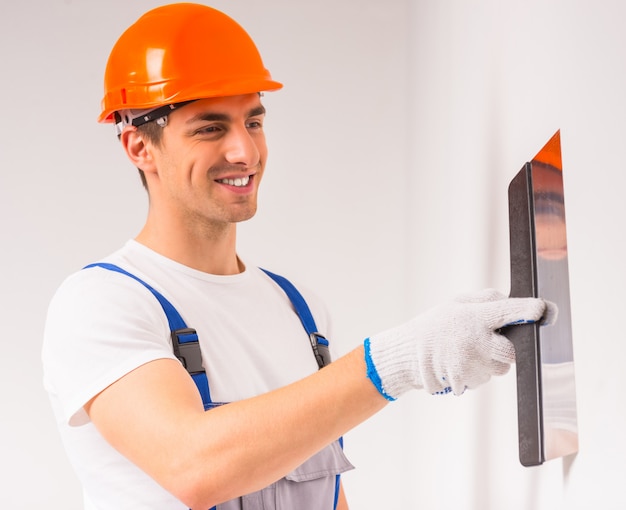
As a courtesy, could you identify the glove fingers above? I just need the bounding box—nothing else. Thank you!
[421,366,449,395]
[448,370,490,394]
[462,372,490,392]
[540,299,559,326]
[489,359,512,377]
[448,359,510,395]
[488,332,516,364]
[484,297,546,330]
[450,380,468,396]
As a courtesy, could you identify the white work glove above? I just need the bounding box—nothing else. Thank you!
[364,289,547,398]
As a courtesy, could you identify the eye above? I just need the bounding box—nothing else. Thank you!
[191,123,226,139]
[246,118,264,130]
[197,124,223,134]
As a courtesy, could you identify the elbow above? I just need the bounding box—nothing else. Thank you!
[159,458,223,509]
[163,460,263,509]
[167,475,220,510]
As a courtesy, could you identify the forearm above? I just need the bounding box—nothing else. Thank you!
[87,290,546,508]
[88,345,385,509]
[182,345,386,507]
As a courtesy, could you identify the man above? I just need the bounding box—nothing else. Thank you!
[42,4,547,509]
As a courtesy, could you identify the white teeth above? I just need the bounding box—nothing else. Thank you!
[218,176,250,187]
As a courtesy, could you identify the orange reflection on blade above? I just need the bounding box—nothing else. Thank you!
[532,129,562,171]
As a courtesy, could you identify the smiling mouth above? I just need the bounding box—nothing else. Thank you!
[216,175,251,187]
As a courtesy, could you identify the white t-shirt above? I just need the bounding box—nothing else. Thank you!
[42,240,336,509]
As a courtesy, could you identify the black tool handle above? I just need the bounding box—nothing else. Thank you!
[503,163,545,466]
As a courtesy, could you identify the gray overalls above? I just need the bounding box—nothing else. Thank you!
[85,263,353,510]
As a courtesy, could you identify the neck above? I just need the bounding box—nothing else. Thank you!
[136,215,243,276]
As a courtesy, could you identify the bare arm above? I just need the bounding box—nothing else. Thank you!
[85,290,546,508]
[86,345,386,509]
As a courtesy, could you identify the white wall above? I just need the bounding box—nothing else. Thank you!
[404,1,626,509]
[1,0,623,508]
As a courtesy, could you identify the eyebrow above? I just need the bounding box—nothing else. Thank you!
[186,105,266,125]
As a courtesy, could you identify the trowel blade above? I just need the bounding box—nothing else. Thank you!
[505,130,578,466]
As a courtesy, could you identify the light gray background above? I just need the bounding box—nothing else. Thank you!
[1,0,623,508]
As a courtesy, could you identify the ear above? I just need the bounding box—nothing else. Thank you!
[119,126,157,175]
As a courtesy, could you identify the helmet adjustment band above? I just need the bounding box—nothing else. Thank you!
[114,100,196,137]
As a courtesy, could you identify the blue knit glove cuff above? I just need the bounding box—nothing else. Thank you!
[364,338,396,402]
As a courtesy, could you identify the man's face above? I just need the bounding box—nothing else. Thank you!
[147,93,268,230]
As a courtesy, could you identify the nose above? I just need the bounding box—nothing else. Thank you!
[223,125,262,168]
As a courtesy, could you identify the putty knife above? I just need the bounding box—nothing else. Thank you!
[505,130,579,466]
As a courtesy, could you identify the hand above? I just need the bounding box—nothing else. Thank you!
[364,289,547,397]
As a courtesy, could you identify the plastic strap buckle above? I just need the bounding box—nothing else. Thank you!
[310,333,331,369]
[171,328,204,375]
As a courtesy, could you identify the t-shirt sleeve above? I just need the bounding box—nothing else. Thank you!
[42,267,179,426]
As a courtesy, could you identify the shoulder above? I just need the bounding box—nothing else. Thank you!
[44,262,172,360]
[48,263,165,321]
[43,264,175,425]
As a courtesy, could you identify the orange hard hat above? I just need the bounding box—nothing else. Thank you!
[98,3,283,123]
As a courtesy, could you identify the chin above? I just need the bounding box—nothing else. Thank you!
[231,206,258,224]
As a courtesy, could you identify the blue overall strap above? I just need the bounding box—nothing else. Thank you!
[260,268,332,370]
[260,268,342,509]
[86,263,340,509]
[83,263,213,409]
